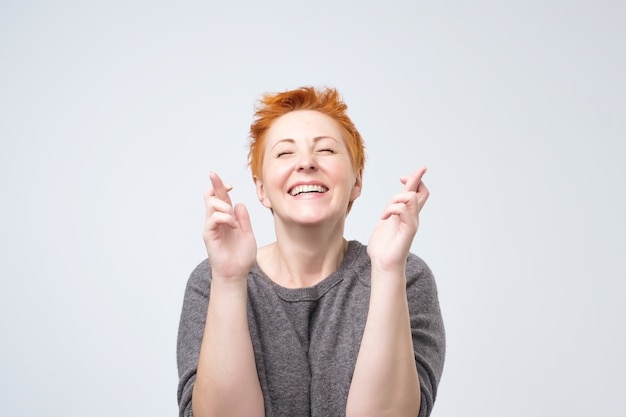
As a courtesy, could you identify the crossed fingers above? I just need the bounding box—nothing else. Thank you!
[400,167,429,212]
[380,167,429,220]
[204,172,237,229]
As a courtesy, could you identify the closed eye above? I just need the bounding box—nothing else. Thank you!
[318,148,336,154]
[276,151,293,158]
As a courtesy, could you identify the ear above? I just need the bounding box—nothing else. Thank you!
[253,175,272,209]
[350,168,363,202]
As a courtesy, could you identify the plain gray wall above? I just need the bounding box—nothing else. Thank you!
[1,1,624,416]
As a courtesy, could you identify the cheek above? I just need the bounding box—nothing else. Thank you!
[266,158,292,176]
[261,165,287,191]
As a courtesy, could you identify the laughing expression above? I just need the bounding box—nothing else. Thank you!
[254,110,362,226]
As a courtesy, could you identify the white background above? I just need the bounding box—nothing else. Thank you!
[1,1,624,416]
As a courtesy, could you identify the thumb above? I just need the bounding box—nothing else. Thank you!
[233,203,253,233]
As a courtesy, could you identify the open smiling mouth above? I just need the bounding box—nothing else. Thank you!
[289,185,329,196]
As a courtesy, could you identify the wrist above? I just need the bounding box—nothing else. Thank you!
[369,257,407,275]
[211,272,249,293]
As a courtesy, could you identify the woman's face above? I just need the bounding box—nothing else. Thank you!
[254,110,362,226]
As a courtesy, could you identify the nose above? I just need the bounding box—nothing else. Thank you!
[296,152,317,172]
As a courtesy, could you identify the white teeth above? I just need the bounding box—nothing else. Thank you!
[289,184,328,196]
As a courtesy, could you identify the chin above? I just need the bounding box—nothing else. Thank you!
[288,210,346,227]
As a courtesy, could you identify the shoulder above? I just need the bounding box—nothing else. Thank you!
[405,252,441,310]
[406,252,435,281]
[349,240,436,285]
[184,258,269,298]
[183,258,212,299]
[345,241,437,291]
[343,240,372,279]
[191,258,212,277]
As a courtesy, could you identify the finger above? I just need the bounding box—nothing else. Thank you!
[416,181,430,210]
[387,191,420,206]
[203,183,233,199]
[380,194,419,219]
[204,192,235,225]
[402,167,427,193]
[206,196,235,215]
[380,204,418,222]
[209,171,233,205]
[205,211,238,229]
[380,203,405,220]
[233,203,253,233]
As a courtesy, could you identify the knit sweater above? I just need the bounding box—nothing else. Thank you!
[177,240,445,417]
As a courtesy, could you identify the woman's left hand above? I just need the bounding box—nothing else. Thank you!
[367,167,429,272]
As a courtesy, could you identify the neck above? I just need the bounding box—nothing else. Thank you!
[259,222,348,288]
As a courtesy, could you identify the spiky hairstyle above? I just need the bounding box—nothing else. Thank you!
[248,86,365,180]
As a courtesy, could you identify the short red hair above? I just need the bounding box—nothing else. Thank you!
[248,86,366,180]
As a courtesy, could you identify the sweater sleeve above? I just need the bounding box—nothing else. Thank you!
[176,259,212,417]
[405,254,446,417]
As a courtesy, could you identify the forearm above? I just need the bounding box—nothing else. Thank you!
[346,268,420,417]
[192,276,265,417]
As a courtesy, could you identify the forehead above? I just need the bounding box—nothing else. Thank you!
[265,110,343,143]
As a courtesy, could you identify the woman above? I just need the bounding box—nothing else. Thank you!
[177,87,445,417]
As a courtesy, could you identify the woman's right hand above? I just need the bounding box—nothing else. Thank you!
[203,172,257,281]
